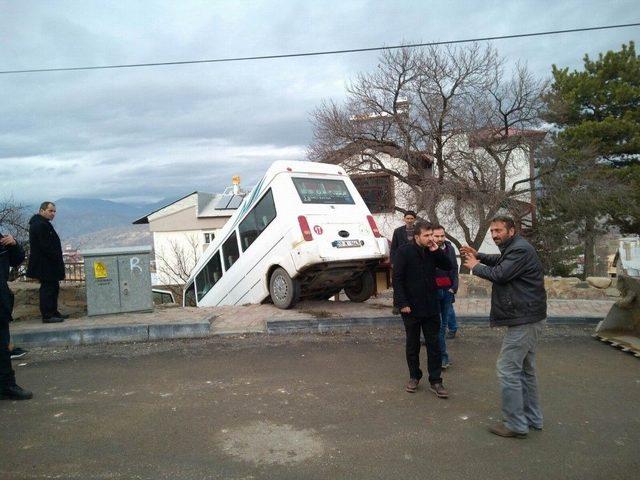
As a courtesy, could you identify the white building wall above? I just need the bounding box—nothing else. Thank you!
[340,136,534,256]
[153,229,222,286]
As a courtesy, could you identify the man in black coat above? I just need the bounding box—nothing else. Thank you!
[462,216,547,439]
[27,202,66,323]
[1,233,33,400]
[393,221,452,398]
[390,210,417,265]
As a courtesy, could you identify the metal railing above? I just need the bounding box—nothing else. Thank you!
[14,259,85,283]
[64,262,85,282]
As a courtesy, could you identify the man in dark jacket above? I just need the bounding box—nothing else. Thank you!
[462,216,547,439]
[394,221,452,398]
[27,202,66,323]
[390,210,417,265]
[433,225,459,369]
[1,233,33,400]
[390,211,417,315]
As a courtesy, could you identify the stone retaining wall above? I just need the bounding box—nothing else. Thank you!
[456,274,616,300]
[11,281,87,321]
[8,273,617,322]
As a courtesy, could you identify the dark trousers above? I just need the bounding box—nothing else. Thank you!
[39,280,60,319]
[402,313,442,384]
[0,318,15,388]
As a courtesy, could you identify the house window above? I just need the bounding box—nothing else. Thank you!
[203,232,215,244]
[239,189,277,252]
[352,174,394,213]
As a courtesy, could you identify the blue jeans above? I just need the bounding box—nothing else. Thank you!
[437,290,455,364]
[496,321,544,434]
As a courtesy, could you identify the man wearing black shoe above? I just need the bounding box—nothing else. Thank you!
[0,233,33,400]
[393,221,452,399]
[27,202,66,323]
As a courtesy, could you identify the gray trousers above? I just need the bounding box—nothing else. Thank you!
[496,320,544,434]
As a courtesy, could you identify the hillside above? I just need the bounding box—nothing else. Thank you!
[25,196,180,248]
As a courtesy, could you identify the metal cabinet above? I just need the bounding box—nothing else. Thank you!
[81,247,153,316]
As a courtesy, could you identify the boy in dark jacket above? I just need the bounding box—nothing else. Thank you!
[393,221,452,398]
[462,216,547,438]
[1,233,33,400]
[433,225,459,369]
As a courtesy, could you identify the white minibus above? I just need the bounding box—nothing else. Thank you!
[183,160,389,309]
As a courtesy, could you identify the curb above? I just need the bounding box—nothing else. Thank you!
[266,315,604,334]
[10,314,604,346]
[12,318,213,347]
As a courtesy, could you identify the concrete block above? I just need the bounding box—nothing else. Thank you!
[148,322,210,340]
[317,317,398,333]
[80,325,149,344]
[548,316,601,325]
[457,316,490,324]
[12,329,83,346]
[266,318,318,334]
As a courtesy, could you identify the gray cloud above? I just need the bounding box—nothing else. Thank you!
[1,0,637,203]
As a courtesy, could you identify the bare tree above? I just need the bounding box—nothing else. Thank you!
[0,196,29,242]
[154,233,201,303]
[309,44,550,264]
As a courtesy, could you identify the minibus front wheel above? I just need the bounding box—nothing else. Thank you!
[344,270,375,303]
[269,267,300,309]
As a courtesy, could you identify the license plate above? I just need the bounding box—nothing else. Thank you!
[332,239,361,248]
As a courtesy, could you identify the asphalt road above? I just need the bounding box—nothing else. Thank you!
[1,325,639,480]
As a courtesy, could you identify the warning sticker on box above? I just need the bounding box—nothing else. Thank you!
[93,261,108,279]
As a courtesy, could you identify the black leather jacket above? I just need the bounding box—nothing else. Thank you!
[472,235,547,327]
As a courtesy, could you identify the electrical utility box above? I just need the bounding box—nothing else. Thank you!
[81,246,153,316]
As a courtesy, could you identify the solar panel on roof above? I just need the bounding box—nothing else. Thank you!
[227,195,243,209]
[214,194,233,209]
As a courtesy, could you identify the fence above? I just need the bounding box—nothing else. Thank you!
[64,262,85,282]
[14,259,85,283]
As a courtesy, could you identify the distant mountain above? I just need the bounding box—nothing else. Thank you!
[64,225,153,250]
[28,195,183,248]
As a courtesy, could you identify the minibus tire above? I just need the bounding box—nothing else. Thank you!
[344,270,375,303]
[269,268,300,309]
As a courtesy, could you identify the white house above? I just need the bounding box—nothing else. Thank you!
[133,188,244,286]
[321,129,545,255]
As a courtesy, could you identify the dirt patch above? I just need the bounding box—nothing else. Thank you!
[297,309,335,318]
[218,421,325,466]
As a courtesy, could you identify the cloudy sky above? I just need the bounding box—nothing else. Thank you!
[1,0,638,204]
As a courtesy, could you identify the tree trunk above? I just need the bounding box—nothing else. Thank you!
[583,217,596,279]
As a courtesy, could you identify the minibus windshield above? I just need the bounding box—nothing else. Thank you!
[292,177,355,205]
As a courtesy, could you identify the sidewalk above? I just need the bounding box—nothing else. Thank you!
[9,295,615,347]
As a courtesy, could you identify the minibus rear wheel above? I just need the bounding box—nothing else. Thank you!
[269,267,300,309]
[344,270,375,303]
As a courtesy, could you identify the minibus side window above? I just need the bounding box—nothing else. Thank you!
[222,232,240,271]
[184,282,197,307]
[239,189,277,252]
[196,250,223,301]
